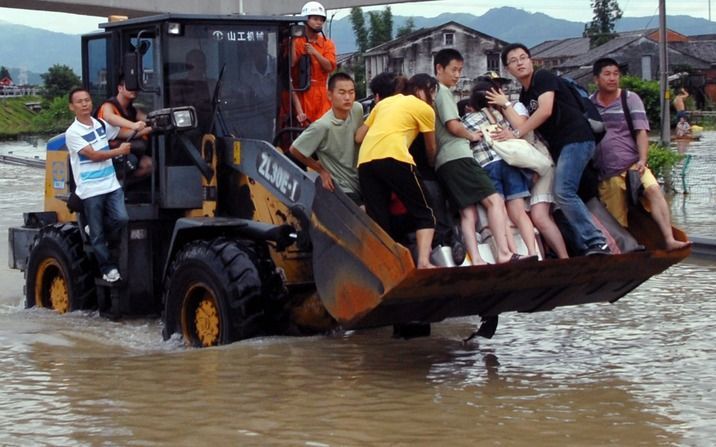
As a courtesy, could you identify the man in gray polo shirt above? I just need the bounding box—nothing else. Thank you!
[290,72,364,206]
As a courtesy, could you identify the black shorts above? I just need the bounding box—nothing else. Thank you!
[437,157,496,210]
[359,158,436,232]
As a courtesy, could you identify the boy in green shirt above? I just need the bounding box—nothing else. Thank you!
[433,48,531,264]
[290,72,364,206]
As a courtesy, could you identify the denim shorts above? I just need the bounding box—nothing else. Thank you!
[483,160,531,201]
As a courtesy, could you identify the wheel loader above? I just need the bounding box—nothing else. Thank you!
[8,14,691,347]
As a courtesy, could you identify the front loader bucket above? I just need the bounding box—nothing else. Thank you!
[308,183,415,324]
[309,182,691,329]
[231,140,690,331]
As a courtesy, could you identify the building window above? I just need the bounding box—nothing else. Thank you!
[390,57,404,73]
[444,32,454,46]
[487,53,500,72]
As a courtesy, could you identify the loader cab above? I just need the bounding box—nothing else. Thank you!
[81,15,306,207]
[84,15,305,140]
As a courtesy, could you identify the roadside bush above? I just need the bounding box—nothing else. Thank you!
[620,75,661,127]
[31,96,74,134]
[647,142,684,187]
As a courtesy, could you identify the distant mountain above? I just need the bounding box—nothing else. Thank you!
[2,8,715,83]
[0,20,80,78]
[331,6,716,53]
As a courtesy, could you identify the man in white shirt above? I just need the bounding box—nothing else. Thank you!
[66,87,131,282]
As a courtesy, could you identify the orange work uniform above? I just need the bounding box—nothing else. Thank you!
[292,34,336,124]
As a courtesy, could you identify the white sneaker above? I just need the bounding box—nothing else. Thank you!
[102,268,121,283]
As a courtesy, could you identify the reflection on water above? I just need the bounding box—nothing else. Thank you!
[2,139,716,445]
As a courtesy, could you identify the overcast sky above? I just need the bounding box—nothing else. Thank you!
[0,1,712,34]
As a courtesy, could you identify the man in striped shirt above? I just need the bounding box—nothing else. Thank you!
[66,87,132,282]
[591,58,690,251]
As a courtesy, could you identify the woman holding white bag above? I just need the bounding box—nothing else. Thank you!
[483,82,569,259]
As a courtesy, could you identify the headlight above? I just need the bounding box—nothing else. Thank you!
[172,109,195,129]
[146,106,197,133]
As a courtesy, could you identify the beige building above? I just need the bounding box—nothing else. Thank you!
[363,21,508,98]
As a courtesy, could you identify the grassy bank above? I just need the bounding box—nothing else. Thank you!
[0,96,41,139]
[0,95,74,139]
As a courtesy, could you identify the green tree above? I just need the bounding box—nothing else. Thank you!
[368,7,393,48]
[396,17,416,38]
[349,6,396,97]
[0,65,11,80]
[40,64,81,101]
[583,0,623,47]
[350,7,369,53]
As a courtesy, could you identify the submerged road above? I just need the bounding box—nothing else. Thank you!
[0,134,715,445]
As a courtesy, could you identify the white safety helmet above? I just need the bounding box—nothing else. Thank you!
[301,1,326,18]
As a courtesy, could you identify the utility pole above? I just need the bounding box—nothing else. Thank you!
[659,0,670,145]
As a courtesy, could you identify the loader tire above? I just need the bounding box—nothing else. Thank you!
[25,223,96,313]
[163,238,264,347]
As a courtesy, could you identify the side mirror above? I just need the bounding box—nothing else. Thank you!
[123,31,158,93]
[288,27,310,92]
[122,53,140,91]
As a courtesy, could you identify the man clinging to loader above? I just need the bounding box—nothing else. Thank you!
[66,87,132,283]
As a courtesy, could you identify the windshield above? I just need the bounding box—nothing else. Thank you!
[166,23,280,140]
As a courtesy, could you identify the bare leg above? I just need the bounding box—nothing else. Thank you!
[460,206,486,266]
[530,202,569,258]
[415,228,437,268]
[505,220,517,253]
[482,193,514,263]
[643,186,691,250]
[506,198,538,256]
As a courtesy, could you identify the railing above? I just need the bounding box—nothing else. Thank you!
[0,87,40,97]
[0,154,45,168]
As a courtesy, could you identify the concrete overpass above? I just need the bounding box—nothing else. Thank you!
[0,0,419,18]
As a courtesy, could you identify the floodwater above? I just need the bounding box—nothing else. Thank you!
[670,134,716,236]
[1,136,715,446]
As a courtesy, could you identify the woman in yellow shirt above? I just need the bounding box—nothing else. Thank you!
[356,72,438,269]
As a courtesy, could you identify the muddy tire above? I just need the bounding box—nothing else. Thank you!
[25,223,96,313]
[163,238,264,347]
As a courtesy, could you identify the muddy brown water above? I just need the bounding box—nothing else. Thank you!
[1,137,715,446]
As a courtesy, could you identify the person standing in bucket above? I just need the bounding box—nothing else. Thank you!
[501,43,610,256]
[292,1,337,127]
[355,72,437,269]
[289,72,364,207]
[65,87,130,283]
[432,49,529,265]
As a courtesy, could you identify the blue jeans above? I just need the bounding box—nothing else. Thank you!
[554,141,605,252]
[82,188,128,274]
